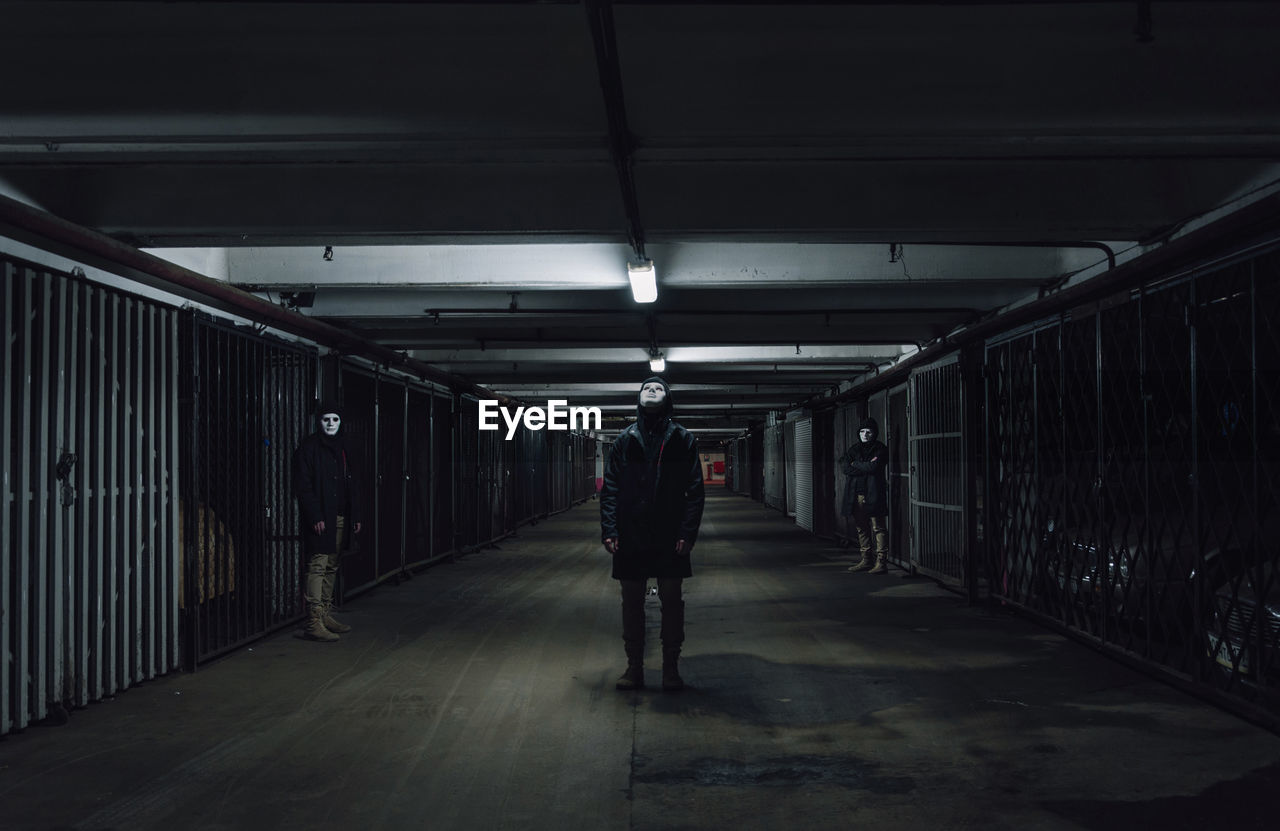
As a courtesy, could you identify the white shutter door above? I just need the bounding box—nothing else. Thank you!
[795,418,813,531]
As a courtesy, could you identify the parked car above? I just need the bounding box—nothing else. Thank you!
[1036,508,1256,641]
[1204,527,1280,687]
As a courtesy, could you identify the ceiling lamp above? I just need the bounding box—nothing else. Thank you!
[628,258,657,303]
[649,350,665,373]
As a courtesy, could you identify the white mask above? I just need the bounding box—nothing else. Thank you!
[859,428,874,443]
[640,382,667,410]
[320,413,341,436]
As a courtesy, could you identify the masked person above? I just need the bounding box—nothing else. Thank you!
[292,402,363,641]
[841,417,890,574]
[600,377,706,691]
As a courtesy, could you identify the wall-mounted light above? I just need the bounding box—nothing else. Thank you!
[649,347,665,373]
[281,290,316,309]
[323,246,334,262]
[628,258,657,303]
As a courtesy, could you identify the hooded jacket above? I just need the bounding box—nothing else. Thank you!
[600,377,706,580]
[839,417,889,517]
[293,412,363,555]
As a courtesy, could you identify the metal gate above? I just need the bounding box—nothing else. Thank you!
[984,244,1280,728]
[794,418,813,531]
[181,312,318,667]
[909,357,965,583]
[784,420,797,518]
[4,260,181,734]
[764,423,785,511]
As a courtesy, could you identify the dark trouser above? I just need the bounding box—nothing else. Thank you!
[619,577,684,662]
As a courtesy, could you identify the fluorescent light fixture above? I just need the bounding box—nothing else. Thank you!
[628,259,657,303]
[650,354,665,373]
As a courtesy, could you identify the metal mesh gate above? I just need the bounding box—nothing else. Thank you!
[985,246,1280,722]
[910,359,965,582]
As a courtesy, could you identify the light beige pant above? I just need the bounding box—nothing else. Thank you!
[305,514,345,611]
[853,495,888,560]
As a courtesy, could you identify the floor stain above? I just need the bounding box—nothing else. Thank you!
[633,754,915,792]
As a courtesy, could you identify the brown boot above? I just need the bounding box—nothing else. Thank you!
[302,606,339,642]
[662,650,684,692]
[322,605,352,634]
[615,662,645,690]
[847,555,872,573]
[868,555,889,575]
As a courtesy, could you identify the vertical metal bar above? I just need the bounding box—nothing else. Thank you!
[451,395,458,553]
[51,278,67,709]
[126,297,140,687]
[186,315,202,670]
[1249,259,1263,684]
[1,262,13,734]
[91,289,105,698]
[243,334,253,638]
[264,344,275,625]
[373,373,382,579]
[1138,290,1151,660]
[232,328,242,643]
[167,311,178,669]
[155,308,166,672]
[1188,278,1203,677]
[253,336,263,636]
[205,323,216,656]
[157,309,170,671]
[106,294,120,694]
[225,328,235,645]
[73,282,89,706]
[240,331,250,639]
[983,345,995,604]
[34,272,53,722]
[401,380,409,573]
[16,270,34,727]
[146,305,158,678]
[428,392,435,561]
[211,326,222,653]
[64,281,81,706]
[1094,310,1109,639]
[244,333,253,639]
[220,326,230,649]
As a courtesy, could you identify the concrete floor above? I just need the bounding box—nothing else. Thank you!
[3,489,1280,830]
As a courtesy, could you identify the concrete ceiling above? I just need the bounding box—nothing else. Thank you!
[3,1,1280,437]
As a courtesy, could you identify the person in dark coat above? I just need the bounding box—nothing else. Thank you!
[600,377,705,691]
[841,416,890,574]
[292,402,363,641]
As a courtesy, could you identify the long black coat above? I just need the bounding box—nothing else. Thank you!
[600,417,705,580]
[840,439,889,518]
[292,432,363,555]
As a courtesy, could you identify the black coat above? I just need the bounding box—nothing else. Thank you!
[600,416,705,580]
[292,432,363,555]
[840,439,889,517]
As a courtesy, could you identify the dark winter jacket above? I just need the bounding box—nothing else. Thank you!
[600,392,706,580]
[840,419,888,518]
[292,432,363,555]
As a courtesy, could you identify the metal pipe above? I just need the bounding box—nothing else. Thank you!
[1,264,13,732]
[804,193,1280,409]
[584,0,646,260]
[0,193,507,402]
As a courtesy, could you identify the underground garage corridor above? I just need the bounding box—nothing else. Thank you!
[5,1,1280,829]
[3,489,1279,830]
